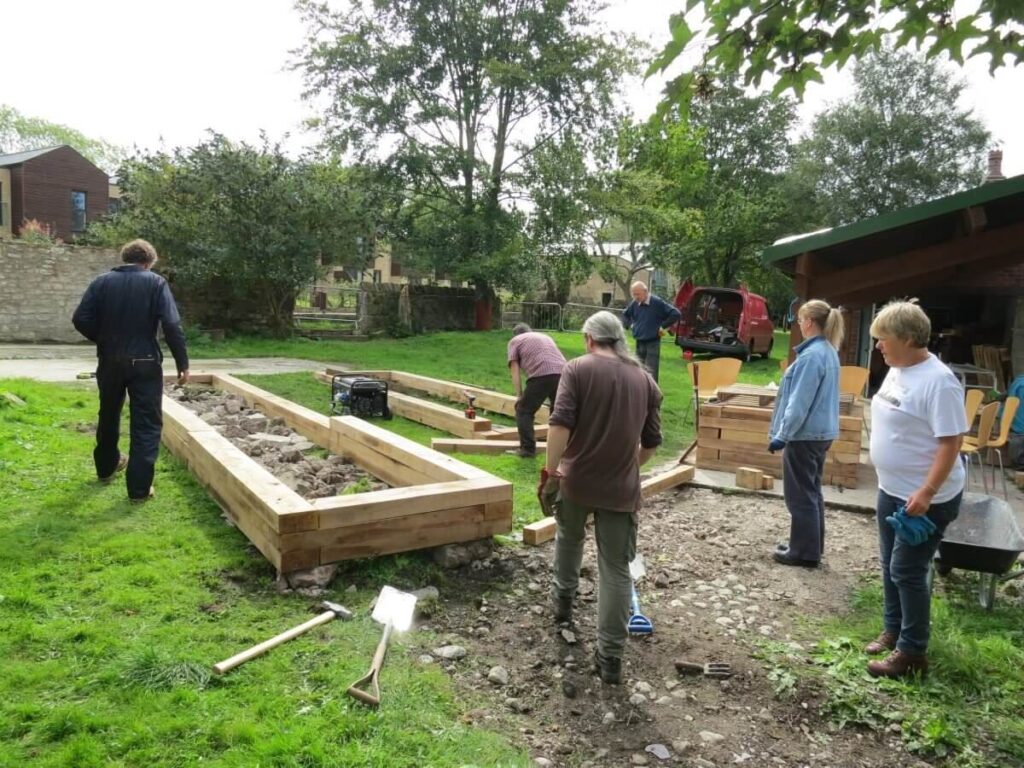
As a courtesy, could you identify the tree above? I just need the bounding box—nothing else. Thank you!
[294,0,633,302]
[90,135,386,334]
[648,2,1023,113]
[658,80,798,298]
[798,47,991,224]
[0,105,124,172]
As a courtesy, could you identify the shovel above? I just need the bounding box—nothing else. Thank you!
[346,586,417,708]
[628,555,653,636]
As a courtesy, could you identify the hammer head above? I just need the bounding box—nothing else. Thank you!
[321,601,353,620]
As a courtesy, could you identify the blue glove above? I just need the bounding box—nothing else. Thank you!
[885,506,937,546]
[768,439,786,454]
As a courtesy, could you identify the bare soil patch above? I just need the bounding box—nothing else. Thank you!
[413,486,937,768]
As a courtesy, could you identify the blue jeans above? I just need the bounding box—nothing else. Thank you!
[876,489,962,655]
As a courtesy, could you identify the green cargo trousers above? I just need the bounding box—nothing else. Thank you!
[552,497,638,659]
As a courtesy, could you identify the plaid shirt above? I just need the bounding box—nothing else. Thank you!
[507,332,566,378]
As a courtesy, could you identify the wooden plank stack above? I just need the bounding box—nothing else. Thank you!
[696,403,862,488]
[972,345,1010,392]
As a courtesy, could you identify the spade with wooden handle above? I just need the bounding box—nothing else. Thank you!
[346,586,417,708]
[212,601,352,676]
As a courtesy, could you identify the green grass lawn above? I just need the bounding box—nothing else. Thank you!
[192,328,791,458]
[0,380,528,768]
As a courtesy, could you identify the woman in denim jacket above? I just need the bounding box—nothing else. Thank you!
[768,300,843,567]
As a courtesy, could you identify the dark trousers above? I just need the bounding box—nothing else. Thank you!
[782,440,831,561]
[635,339,661,382]
[877,489,961,655]
[94,356,164,499]
[516,374,560,454]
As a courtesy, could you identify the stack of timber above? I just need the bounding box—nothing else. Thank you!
[696,403,862,488]
[163,373,512,573]
[972,345,1010,392]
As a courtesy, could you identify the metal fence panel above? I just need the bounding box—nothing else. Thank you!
[501,302,562,331]
[561,302,625,332]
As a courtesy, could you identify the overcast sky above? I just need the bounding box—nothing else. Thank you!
[3,0,1022,177]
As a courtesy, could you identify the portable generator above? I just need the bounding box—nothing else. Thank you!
[330,375,391,419]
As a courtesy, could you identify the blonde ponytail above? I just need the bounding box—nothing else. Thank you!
[799,299,845,350]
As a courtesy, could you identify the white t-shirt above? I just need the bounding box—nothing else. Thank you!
[869,354,967,503]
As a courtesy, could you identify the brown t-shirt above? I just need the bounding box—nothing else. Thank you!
[548,353,663,512]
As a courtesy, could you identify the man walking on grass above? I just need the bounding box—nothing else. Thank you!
[622,281,681,383]
[73,239,189,503]
[507,323,566,458]
[540,310,663,685]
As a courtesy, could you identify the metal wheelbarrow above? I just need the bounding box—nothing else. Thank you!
[931,493,1024,610]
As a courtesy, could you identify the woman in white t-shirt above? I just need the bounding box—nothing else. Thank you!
[865,301,966,679]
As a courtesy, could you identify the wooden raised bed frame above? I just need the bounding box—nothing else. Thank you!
[161,373,513,574]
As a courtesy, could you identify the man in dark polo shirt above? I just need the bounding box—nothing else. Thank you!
[622,281,681,383]
[507,323,566,458]
[541,311,662,684]
[73,239,189,502]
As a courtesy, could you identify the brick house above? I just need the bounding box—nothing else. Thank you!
[0,145,109,241]
[762,151,1024,390]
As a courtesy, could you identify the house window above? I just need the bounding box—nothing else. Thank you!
[601,292,612,307]
[70,191,87,232]
[372,269,382,284]
[390,260,403,277]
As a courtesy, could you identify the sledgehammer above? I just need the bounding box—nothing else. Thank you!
[212,601,353,675]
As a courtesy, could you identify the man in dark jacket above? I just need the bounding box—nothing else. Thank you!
[621,281,681,383]
[73,239,189,502]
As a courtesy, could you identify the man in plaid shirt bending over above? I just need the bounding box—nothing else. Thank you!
[507,323,567,458]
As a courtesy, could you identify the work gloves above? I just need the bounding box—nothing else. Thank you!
[538,468,560,517]
[768,438,786,454]
[885,506,937,546]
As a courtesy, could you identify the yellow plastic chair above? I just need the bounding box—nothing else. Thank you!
[969,396,1019,500]
[964,389,984,435]
[839,366,870,397]
[687,358,742,426]
[961,401,1000,495]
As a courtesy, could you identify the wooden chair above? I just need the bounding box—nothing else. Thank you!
[686,358,742,426]
[961,401,1000,495]
[839,366,870,397]
[964,396,1019,500]
[964,389,984,435]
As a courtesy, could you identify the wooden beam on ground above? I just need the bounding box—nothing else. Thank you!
[386,390,492,438]
[213,373,331,447]
[640,464,695,497]
[431,439,547,455]
[524,464,695,546]
[483,424,549,440]
[301,477,510,533]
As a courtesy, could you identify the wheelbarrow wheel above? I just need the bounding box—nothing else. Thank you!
[978,573,998,611]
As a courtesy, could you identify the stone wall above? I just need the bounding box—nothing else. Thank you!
[0,240,119,342]
[359,284,501,335]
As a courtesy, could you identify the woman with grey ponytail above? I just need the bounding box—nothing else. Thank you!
[768,299,843,568]
[542,311,663,684]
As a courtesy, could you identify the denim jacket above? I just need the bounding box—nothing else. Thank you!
[769,335,840,443]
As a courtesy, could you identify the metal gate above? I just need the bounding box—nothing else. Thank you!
[501,302,563,331]
[561,302,625,332]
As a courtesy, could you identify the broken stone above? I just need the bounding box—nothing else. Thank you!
[433,645,466,661]
[645,744,670,761]
[698,731,725,745]
[560,629,577,644]
[630,754,649,766]
[418,654,435,664]
[629,693,647,706]
[487,666,509,686]
[282,564,338,590]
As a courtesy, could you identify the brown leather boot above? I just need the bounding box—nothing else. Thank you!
[864,631,897,655]
[867,650,928,679]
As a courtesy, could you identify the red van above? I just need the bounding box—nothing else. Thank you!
[672,279,775,361]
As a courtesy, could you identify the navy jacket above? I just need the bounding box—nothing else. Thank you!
[72,265,189,373]
[622,294,681,342]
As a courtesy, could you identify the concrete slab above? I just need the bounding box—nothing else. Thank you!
[0,351,326,382]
